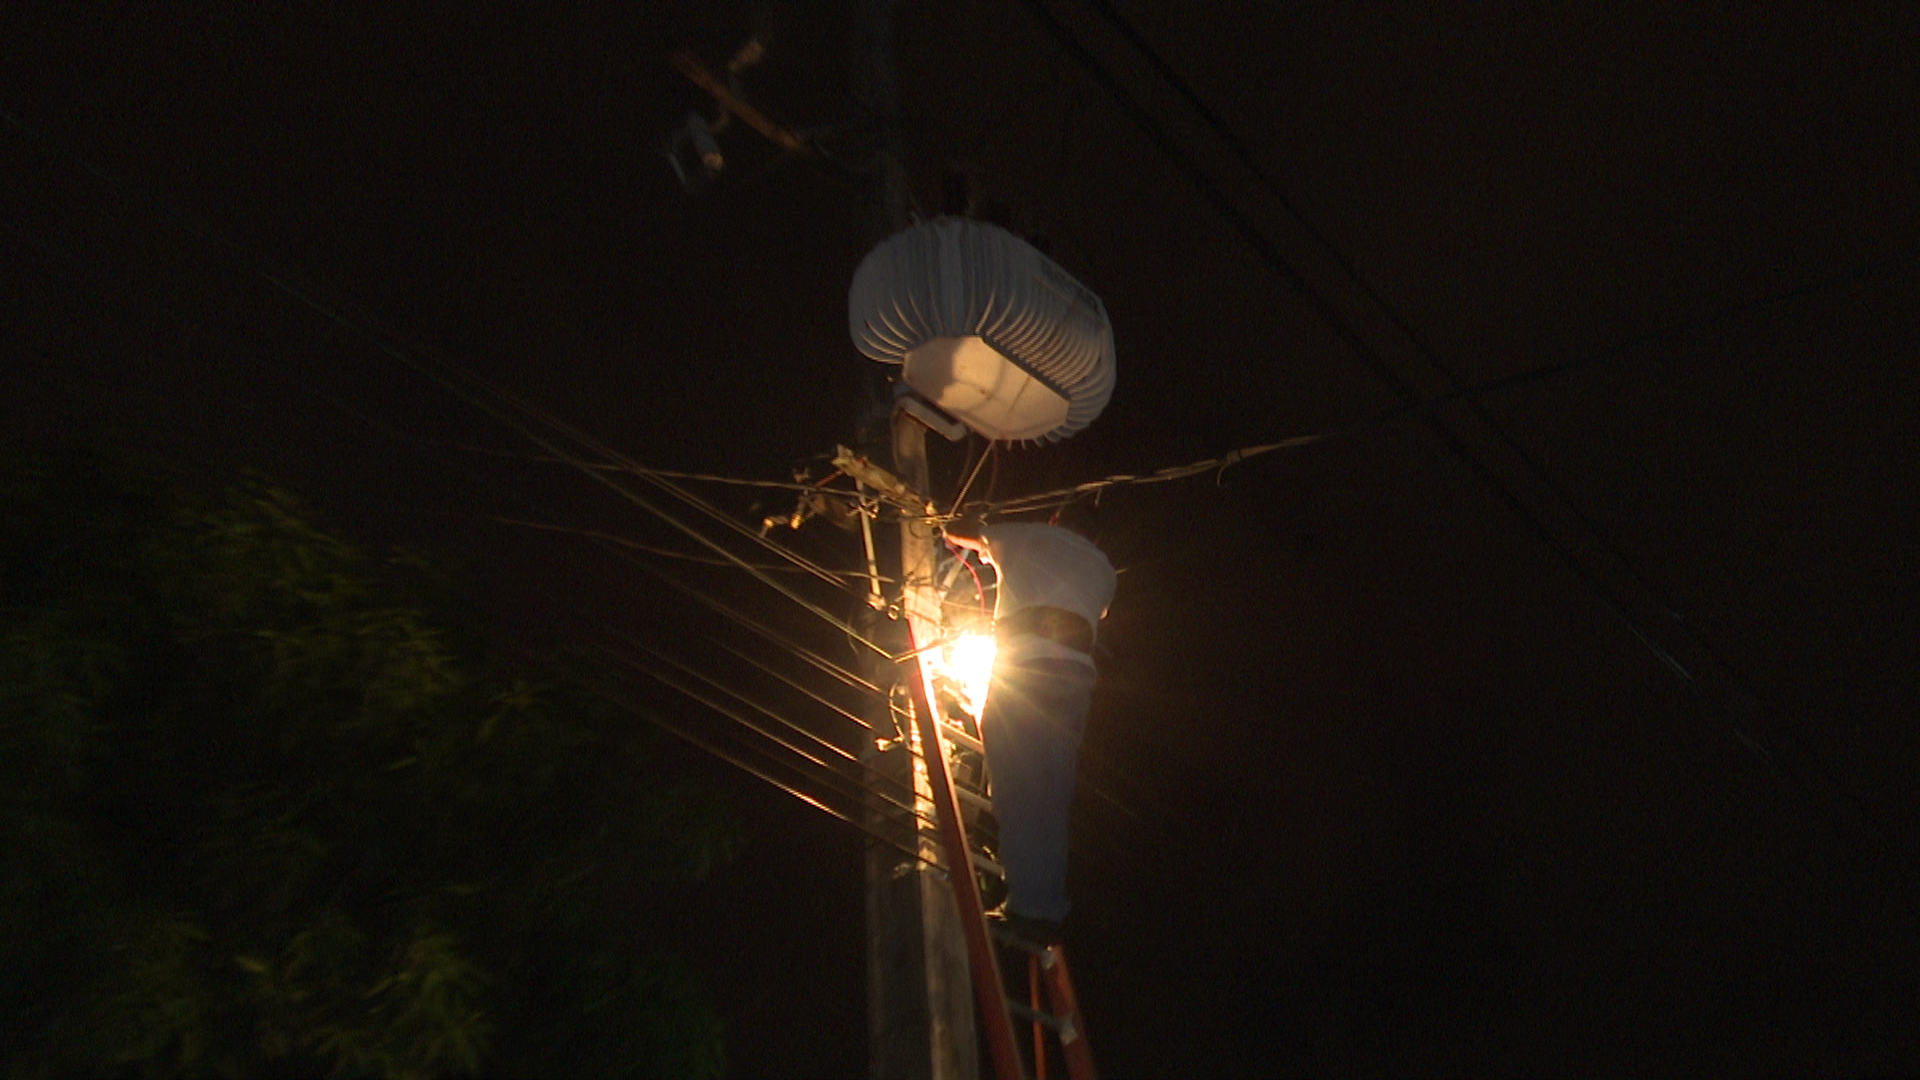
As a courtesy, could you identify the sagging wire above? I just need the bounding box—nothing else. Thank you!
[636,466,862,594]
[707,635,877,733]
[621,633,859,770]
[432,365,902,657]
[119,167,890,662]
[969,434,1328,518]
[489,514,887,580]
[582,666,941,874]
[449,440,871,499]
[943,537,992,618]
[5,104,1224,864]
[0,107,1046,874]
[453,423,941,834]
[509,510,886,727]
[609,634,936,829]
[616,542,886,697]
[1019,0,1797,788]
[468,373,880,618]
[30,141,891,658]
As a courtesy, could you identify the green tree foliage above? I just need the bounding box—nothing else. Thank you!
[1,451,735,1079]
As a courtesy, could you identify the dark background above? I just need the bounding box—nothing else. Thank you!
[4,2,1917,1075]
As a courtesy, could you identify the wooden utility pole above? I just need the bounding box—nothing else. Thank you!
[852,2,981,1078]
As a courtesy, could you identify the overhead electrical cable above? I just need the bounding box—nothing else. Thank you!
[494,382,866,594]
[450,440,869,497]
[3,100,1163,871]
[708,635,878,733]
[0,106,965,866]
[977,433,1327,516]
[640,468,864,591]
[582,668,940,872]
[0,109,894,659]
[1018,0,1795,774]
[597,537,886,698]
[617,631,927,808]
[490,515,883,579]
[1040,2,1920,880]
[1072,0,1892,724]
[961,228,1915,515]
[1113,6,1920,811]
[462,372,879,609]
[609,638,935,828]
[621,637,851,770]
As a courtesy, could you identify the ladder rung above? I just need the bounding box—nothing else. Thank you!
[986,922,1054,956]
[1006,999,1073,1038]
[957,784,992,812]
[970,850,1005,878]
[940,721,985,754]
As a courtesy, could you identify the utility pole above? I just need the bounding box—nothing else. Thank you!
[851,2,981,1078]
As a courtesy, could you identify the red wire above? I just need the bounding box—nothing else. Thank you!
[944,538,991,616]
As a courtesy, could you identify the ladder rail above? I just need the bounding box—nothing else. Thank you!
[900,642,1027,1080]
[1029,956,1048,1080]
[904,628,1099,1080]
[992,937,1097,1080]
[1040,947,1096,1079]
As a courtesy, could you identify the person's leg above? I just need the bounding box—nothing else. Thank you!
[980,658,1095,923]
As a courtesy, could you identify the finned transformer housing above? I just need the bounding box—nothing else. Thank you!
[849,217,1116,443]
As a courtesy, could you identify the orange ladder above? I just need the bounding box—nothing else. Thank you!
[903,644,1098,1080]
[994,927,1097,1080]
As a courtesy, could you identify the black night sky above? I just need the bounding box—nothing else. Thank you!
[5,2,1918,1075]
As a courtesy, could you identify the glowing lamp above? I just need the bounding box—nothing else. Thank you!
[849,217,1116,443]
[932,631,998,719]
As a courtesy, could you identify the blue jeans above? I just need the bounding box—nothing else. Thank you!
[981,657,1096,923]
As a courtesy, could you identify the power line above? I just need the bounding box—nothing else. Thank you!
[8,90,1165,886]
[625,632,921,807]
[947,439,996,516]
[445,372,891,647]
[503,391,867,595]
[4,104,895,658]
[600,537,887,698]
[964,238,1918,516]
[977,434,1327,516]
[489,514,884,580]
[448,440,868,497]
[1023,3,1757,744]
[583,668,941,873]
[0,103,927,855]
[18,69,1906,893]
[1066,0,1907,730]
[1035,0,1920,873]
[708,634,878,732]
[607,635,935,827]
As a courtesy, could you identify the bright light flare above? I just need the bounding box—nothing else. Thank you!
[933,631,997,719]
